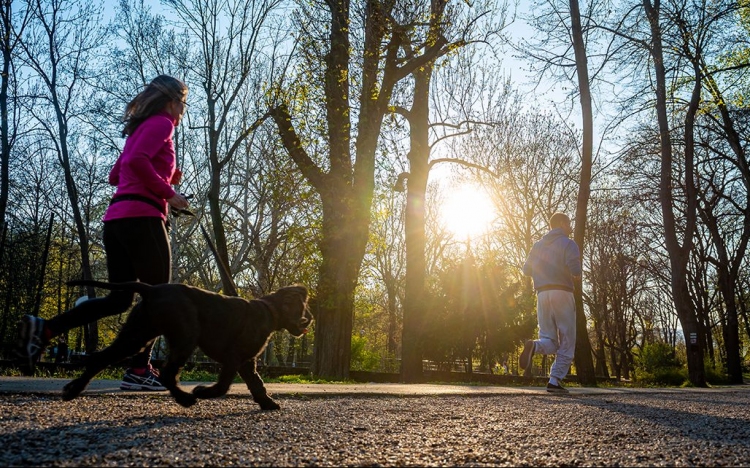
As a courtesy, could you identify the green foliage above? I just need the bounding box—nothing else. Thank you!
[632,343,735,386]
[636,342,681,373]
[634,342,687,386]
[704,359,730,385]
[350,334,382,371]
[637,367,689,387]
[712,0,750,108]
[264,374,356,384]
[421,255,535,371]
[181,369,230,382]
[273,374,314,383]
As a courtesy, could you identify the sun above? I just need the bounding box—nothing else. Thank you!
[439,184,497,240]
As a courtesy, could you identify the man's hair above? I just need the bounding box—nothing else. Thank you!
[122,75,188,137]
[549,212,571,229]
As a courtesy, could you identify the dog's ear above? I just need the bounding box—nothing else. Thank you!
[279,285,308,303]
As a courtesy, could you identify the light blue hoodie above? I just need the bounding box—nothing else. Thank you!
[523,228,582,292]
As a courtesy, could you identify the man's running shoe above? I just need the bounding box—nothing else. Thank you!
[546,382,570,394]
[16,315,47,375]
[120,365,166,391]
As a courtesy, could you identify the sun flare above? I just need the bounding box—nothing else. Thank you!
[439,185,496,240]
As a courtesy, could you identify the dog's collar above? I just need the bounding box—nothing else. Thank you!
[256,298,280,330]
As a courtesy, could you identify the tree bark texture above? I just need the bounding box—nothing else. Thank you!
[568,0,597,386]
[400,66,431,383]
[644,0,706,387]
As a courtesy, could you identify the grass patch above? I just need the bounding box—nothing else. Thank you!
[3,364,741,388]
[263,374,357,385]
[1,365,224,382]
[0,365,357,385]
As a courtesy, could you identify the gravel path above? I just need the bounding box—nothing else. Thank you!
[2,391,750,466]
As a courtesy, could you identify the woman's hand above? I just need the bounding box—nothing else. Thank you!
[170,168,183,185]
[167,193,190,210]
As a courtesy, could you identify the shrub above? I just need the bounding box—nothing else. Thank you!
[636,367,688,386]
[350,335,380,371]
[636,342,681,372]
[704,358,730,385]
[635,342,687,386]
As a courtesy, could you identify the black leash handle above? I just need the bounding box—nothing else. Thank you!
[170,193,195,218]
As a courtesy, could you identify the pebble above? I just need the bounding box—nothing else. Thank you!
[1,392,750,466]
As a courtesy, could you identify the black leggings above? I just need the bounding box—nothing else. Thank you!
[47,217,171,368]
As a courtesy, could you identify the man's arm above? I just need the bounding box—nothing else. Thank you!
[566,241,582,280]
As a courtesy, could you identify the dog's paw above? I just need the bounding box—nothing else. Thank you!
[256,396,281,411]
[62,379,86,401]
[174,392,198,408]
[192,384,213,399]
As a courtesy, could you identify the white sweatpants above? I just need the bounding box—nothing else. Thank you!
[534,290,576,384]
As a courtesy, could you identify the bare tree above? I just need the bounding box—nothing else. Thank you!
[643,0,704,386]
[566,0,597,385]
[16,0,109,352]
[586,193,653,380]
[519,0,620,385]
[362,182,406,359]
[162,0,283,294]
[678,0,750,384]
[0,0,30,232]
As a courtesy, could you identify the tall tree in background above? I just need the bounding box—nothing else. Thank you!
[467,88,581,267]
[363,183,406,358]
[269,0,452,378]
[679,0,749,384]
[566,0,596,385]
[394,1,509,382]
[17,0,108,352]
[0,0,30,232]
[642,0,705,386]
[164,0,282,294]
[522,0,606,385]
[395,0,452,383]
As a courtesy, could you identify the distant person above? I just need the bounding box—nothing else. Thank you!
[520,212,582,393]
[17,75,190,391]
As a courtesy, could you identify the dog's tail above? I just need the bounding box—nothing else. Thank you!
[67,279,155,296]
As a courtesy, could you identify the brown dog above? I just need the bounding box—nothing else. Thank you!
[62,280,312,409]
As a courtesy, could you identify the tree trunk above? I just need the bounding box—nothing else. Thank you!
[702,216,743,383]
[0,224,11,356]
[32,213,54,317]
[698,64,749,384]
[55,108,97,353]
[0,27,9,233]
[312,191,369,378]
[270,0,451,379]
[644,0,706,387]
[400,65,431,383]
[738,286,750,345]
[0,0,16,233]
[386,279,398,355]
[568,0,597,386]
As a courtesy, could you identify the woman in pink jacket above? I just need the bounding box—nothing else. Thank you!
[18,75,190,391]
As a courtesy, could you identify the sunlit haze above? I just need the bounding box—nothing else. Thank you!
[439,185,497,241]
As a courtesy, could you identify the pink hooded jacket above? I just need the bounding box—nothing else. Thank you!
[103,111,179,222]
